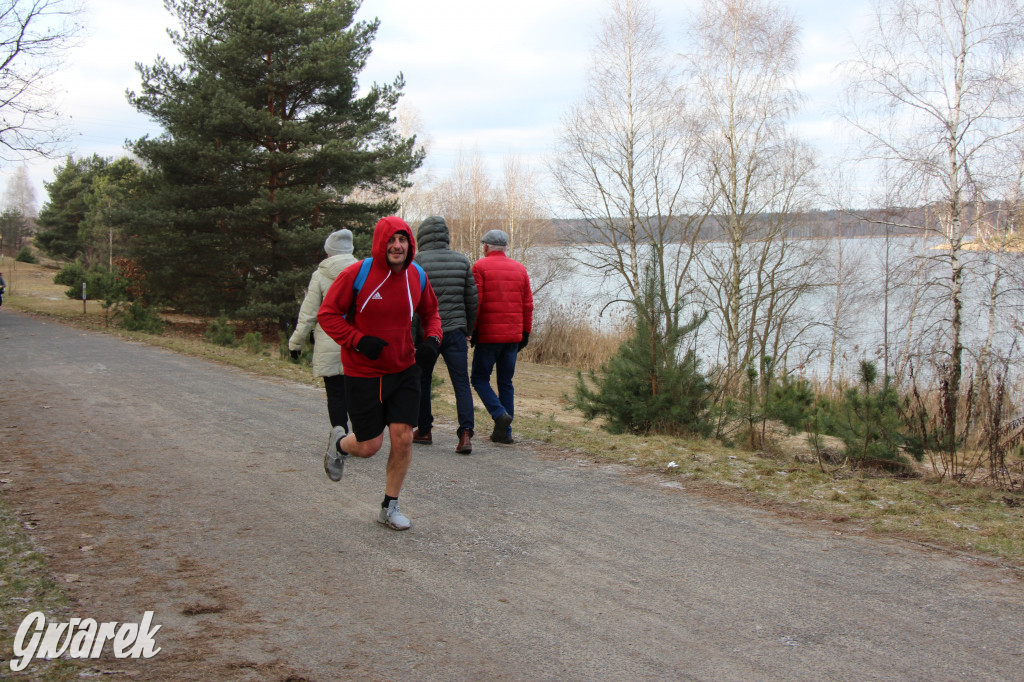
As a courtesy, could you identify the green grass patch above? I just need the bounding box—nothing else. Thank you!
[0,500,85,680]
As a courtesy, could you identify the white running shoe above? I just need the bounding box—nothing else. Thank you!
[323,426,347,482]
[378,499,411,530]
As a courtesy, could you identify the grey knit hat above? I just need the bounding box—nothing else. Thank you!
[481,229,509,247]
[324,229,354,256]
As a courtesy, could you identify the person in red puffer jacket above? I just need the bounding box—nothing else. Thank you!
[318,216,442,531]
[470,229,533,445]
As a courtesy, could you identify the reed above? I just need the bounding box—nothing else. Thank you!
[519,301,631,371]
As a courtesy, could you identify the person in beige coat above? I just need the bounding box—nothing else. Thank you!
[288,229,358,432]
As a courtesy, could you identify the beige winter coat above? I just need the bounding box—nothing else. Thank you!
[288,253,358,378]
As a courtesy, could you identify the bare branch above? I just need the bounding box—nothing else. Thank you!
[0,0,82,160]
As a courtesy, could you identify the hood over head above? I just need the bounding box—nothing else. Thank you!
[371,216,416,269]
[416,216,450,252]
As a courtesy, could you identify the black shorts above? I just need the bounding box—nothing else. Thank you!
[344,364,422,442]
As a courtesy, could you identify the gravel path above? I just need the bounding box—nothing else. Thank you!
[1,310,1021,680]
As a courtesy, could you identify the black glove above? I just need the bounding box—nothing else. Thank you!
[355,335,389,360]
[416,336,440,366]
[290,349,300,360]
[518,331,530,352]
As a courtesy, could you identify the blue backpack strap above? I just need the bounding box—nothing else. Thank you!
[353,258,422,292]
[353,257,373,293]
[344,258,373,321]
[411,261,426,291]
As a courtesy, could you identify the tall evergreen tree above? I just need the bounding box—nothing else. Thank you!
[34,155,109,262]
[0,209,29,253]
[126,0,423,323]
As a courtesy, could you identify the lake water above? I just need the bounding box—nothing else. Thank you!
[532,235,1024,388]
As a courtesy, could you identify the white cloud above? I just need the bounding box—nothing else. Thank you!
[3,0,881,213]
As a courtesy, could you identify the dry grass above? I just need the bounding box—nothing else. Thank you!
[5,259,1024,568]
[519,300,631,371]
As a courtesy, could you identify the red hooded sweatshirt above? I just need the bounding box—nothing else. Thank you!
[318,216,442,378]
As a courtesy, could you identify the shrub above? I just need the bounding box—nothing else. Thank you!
[570,263,713,437]
[242,331,264,354]
[15,246,37,264]
[765,372,816,431]
[120,302,165,334]
[205,314,238,347]
[53,261,118,300]
[821,360,918,468]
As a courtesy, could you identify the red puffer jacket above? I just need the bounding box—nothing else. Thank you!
[472,251,533,344]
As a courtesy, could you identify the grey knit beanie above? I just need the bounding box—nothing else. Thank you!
[324,229,354,256]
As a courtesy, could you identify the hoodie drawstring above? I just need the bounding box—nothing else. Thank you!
[406,273,414,320]
[358,267,416,320]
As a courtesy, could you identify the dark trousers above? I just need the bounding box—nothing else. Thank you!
[323,374,349,432]
[470,342,519,439]
[418,329,475,436]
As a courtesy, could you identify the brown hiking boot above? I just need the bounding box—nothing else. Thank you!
[456,431,472,455]
[412,428,432,445]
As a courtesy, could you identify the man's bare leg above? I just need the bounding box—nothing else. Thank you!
[384,422,413,497]
[339,432,382,458]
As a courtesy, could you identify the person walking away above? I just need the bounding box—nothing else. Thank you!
[288,229,358,435]
[0,271,5,309]
[318,216,442,530]
[412,216,478,454]
[470,229,533,444]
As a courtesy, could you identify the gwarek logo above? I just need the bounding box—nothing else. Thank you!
[10,611,161,671]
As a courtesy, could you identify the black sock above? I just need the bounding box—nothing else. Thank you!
[382,495,397,509]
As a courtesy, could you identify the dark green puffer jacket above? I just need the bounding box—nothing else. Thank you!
[414,216,478,335]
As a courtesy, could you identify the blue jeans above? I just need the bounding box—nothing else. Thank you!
[418,329,475,436]
[471,342,518,437]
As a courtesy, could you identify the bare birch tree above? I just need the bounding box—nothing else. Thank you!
[497,153,564,296]
[683,0,817,392]
[0,0,81,160]
[3,162,36,219]
[431,146,497,259]
[551,0,707,334]
[498,154,547,259]
[843,0,1024,461]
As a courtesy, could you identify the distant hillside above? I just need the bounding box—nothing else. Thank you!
[544,202,1015,244]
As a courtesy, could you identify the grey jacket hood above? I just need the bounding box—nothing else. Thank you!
[417,216,451,252]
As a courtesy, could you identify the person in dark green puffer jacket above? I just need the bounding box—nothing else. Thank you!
[412,216,478,454]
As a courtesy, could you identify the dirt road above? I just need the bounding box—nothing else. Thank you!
[1,310,1021,680]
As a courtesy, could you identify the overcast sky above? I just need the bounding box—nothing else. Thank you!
[3,0,875,214]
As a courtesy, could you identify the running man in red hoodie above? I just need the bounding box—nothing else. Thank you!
[318,216,442,530]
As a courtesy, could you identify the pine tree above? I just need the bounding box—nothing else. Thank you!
[34,155,108,262]
[571,260,712,437]
[825,360,918,468]
[126,0,423,324]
